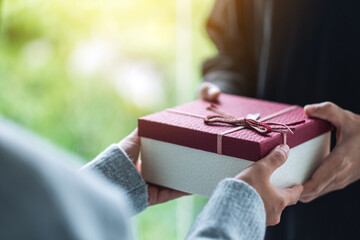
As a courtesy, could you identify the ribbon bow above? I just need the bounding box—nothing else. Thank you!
[166,103,305,154]
[204,104,305,136]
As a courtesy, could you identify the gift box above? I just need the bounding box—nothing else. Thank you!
[138,94,332,197]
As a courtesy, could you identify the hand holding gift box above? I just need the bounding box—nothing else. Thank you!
[234,144,303,226]
[119,128,304,227]
[139,93,332,197]
[201,83,360,203]
[300,102,360,202]
[117,129,189,206]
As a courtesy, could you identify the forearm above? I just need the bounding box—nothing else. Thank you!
[186,179,266,240]
[80,144,148,215]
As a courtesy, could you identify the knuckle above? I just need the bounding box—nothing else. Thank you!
[267,217,277,226]
[330,154,344,168]
[322,101,335,111]
[342,156,352,167]
[275,216,281,225]
[343,112,359,132]
[334,155,352,172]
[308,184,322,195]
[278,198,287,210]
[312,187,322,195]
[320,102,339,116]
[268,216,281,226]
[288,195,298,205]
[333,177,348,190]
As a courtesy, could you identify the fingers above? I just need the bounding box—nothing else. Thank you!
[265,184,303,226]
[281,184,303,206]
[119,128,140,151]
[257,144,290,176]
[304,102,345,128]
[300,160,350,203]
[300,155,338,201]
[236,145,289,183]
[199,82,221,102]
[147,184,160,205]
[118,128,141,164]
[148,184,190,205]
[301,174,349,203]
[125,128,140,146]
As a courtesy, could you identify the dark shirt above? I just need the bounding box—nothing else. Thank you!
[204,0,360,113]
[204,1,360,239]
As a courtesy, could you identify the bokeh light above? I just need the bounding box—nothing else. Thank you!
[0,0,216,239]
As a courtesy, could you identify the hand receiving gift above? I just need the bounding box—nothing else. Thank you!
[236,144,303,226]
[118,129,189,206]
[300,102,360,202]
[120,128,304,226]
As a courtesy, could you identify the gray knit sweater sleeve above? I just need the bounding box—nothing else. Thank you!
[81,145,266,239]
[80,144,148,215]
[186,179,266,240]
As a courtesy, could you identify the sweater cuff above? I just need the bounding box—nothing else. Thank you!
[186,178,266,240]
[211,179,266,238]
[80,144,148,215]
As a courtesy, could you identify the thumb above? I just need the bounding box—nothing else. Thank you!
[126,128,140,146]
[258,144,289,176]
[199,82,221,102]
[118,128,140,163]
[304,102,344,128]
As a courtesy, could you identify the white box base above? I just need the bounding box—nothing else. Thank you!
[141,132,330,197]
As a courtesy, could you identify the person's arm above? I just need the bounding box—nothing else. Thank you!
[81,129,189,215]
[186,145,303,239]
[0,119,133,240]
[80,143,148,214]
[186,179,265,240]
[203,0,257,96]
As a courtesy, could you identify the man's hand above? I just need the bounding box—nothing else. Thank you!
[118,129,189,206]
[300,102,360,202]
[236,145,303,226]
[199,82,221,102]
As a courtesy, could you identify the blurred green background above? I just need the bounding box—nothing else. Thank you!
[0,0,216,239]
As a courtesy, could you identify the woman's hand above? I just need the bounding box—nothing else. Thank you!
[236,144,303,226]
[118,129,189,206]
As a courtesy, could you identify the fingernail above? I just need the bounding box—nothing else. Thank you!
[279,144,290,153]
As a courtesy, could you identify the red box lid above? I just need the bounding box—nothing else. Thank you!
[138,94,332,161]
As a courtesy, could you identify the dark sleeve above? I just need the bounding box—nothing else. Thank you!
[203,0,257,96]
